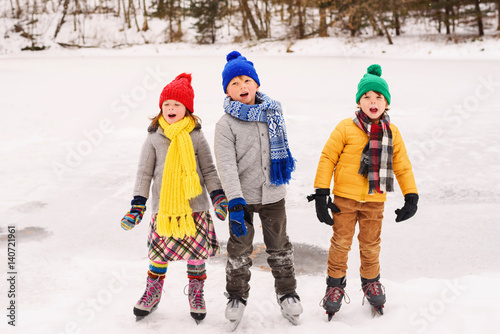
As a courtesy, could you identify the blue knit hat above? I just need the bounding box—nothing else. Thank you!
[356,64,391,105]
[222,51,260,93]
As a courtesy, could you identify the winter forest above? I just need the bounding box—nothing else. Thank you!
[3,0,500,51]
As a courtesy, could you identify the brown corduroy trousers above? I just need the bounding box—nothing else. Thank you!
[327,196,385,280]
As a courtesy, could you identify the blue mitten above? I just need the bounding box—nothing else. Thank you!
[228,198,250,237]
[210,189,228,221]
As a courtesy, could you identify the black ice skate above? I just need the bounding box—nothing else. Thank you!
[361,275,386,316]
[320,276,350,321]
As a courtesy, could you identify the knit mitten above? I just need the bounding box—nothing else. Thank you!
[306,188,340,226]
[395,193,418,222]
[228,198,250,237]
[210,189,228,221]
[121,205,146,230]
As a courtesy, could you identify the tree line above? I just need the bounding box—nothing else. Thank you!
[5,0,500,49]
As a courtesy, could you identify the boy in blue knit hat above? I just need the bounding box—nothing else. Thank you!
[214,51,302,327]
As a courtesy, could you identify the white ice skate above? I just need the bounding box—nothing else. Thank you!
[277,292,303,325]
[225,294,247,332]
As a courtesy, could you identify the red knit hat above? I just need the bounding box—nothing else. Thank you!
[159,73,194,113]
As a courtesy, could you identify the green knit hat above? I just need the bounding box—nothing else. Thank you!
[356,64,391,105]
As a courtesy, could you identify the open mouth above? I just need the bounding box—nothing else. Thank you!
[369,107,378,113]
[240,92,249,98]
[167,113,177,118]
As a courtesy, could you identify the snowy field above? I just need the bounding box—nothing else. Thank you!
[1,38,500,334]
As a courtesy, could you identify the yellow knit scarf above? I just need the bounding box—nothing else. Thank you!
[157,116,202,238]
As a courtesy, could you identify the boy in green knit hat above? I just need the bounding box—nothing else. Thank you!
[308,64,418,319]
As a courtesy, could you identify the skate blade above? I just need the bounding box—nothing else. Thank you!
[227,318,242,332]
[134,305,158,321]
[327,312,335,321]
[281,311,300,326]
[371,305,384,317]
[191,312,206,324]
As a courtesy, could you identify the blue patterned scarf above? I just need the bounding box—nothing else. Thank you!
[223,92,296,185]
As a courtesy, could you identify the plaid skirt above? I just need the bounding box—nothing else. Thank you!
[147,211,220,262]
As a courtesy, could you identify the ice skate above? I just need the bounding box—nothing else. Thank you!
[361,275,386,317]
[186,279,206,324]
[277,292,303,325]
[320,276,350,321]
[133,276,164,320]
[225,293,247,331]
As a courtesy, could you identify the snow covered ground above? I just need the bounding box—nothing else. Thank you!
[1,37,500,333]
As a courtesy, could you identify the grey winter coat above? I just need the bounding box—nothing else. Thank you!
[133,123,222,213]
[214,114,286,205]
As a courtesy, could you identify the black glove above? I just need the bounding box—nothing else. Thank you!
[395,193,419,222]
[307,188,340,226]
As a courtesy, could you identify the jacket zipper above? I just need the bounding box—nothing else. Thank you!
[360,178,368,203]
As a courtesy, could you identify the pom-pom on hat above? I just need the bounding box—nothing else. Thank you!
[159,73,195,113]
[222,51,260,93]
[356,64,391,105]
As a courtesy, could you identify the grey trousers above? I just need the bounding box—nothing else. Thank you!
[225,199,297,299]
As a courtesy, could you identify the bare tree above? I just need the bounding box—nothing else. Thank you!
[9,0,23,18]
[497,0,500,30]
[129,0,141,31]
[473,0,484,36]
[122,0,130,28]
[142,0,149,31]
[295,0,305,39]
[317,0,331,37]
[54,0,71,38]
[239,0,267,38]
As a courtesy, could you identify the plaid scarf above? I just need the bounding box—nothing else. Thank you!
[157,116,202,238]
[223,91,296,185]
[352,109,394,194]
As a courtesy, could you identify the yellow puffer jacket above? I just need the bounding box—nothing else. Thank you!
[314,118,417,202]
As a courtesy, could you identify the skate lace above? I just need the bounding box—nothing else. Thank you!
[361,281,385,305]
[320,286,350,307]
[185,279,205,309]
[139,277,163,305]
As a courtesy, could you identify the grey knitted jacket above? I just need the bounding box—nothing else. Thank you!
[214,114,286,205]
[133,123,222,213]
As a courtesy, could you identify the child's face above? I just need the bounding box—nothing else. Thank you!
[226,75,259,105]
[162,99,187,124]
[358,91,388,121]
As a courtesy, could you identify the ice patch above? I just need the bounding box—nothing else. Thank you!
[211,242,328,275]
[0,226,52,243]
[10,200,48,214]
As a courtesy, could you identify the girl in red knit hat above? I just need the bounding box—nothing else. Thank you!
[120,73,228,323]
